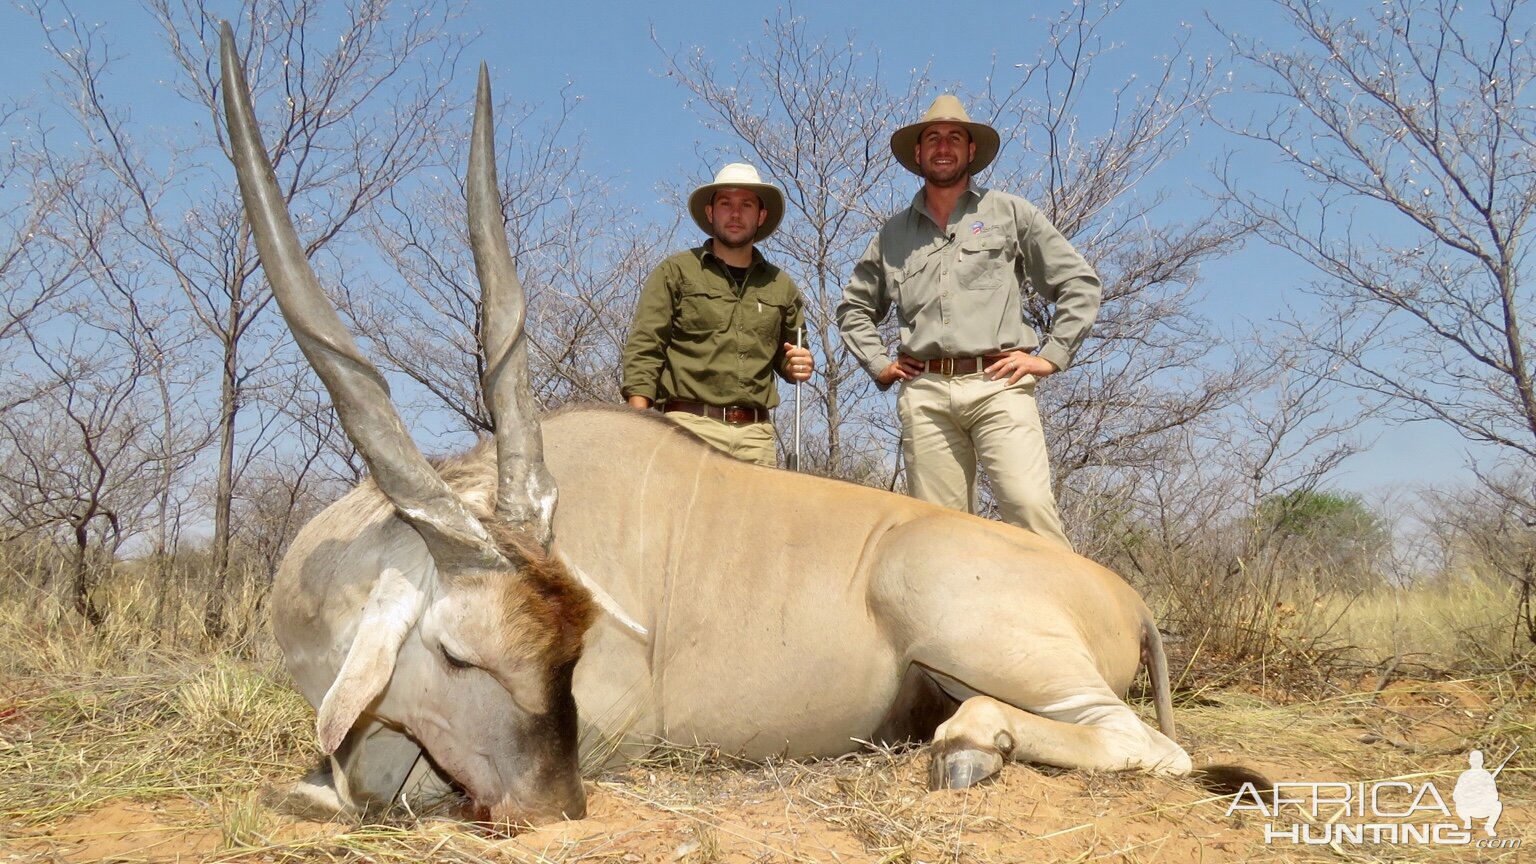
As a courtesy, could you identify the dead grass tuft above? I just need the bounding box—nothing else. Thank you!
[0,598,311,836]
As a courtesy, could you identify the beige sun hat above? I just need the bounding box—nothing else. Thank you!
[688,163,785,242]
[890,94,1001,177]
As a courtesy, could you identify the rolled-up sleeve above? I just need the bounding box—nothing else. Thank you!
[836,235,895,384]
[773,292,807,383]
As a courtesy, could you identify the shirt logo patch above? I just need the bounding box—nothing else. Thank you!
[971,221,986,234]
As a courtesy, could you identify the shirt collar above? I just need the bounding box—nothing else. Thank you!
[910,181,986,225]
[697,240,766,269]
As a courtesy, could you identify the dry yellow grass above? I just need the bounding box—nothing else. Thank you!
[1330,578,1529,670]
[1,574,1532,862]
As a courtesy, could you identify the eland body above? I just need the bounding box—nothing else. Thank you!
[276,408,1193,818]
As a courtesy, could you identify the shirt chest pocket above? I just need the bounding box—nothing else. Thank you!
[747,297,791,341]
[893,253,939,321]
[676,282,733,334]
[955,234,1009,290]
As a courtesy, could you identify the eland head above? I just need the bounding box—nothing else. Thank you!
[220,22,598,825]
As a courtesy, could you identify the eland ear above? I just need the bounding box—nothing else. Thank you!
[315,567,426,753]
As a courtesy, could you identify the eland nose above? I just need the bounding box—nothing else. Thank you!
[484,783,587,828]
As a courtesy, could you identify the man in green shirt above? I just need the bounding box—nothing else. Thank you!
[622,163,814,467]
[836,96,1102,550]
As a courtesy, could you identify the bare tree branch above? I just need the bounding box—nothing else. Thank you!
[1216,0,1536,467]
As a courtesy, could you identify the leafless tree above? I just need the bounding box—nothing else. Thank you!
[1456,468,1536,647]
[344,87,664,434]
[1412,474,1536,654]
[0,109,89,418]
[0,84,208,621]
[1216,0,1536,495]
[658,8,929,477]
[0,284,175,623]
[28,0,473,633]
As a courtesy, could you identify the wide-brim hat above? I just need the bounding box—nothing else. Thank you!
[688,163,785,242]
[890,94,1000,177]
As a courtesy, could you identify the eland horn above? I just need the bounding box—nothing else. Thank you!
[219,23,552,573]
[468,64,558,550]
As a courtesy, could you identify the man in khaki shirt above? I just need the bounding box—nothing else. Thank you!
[622,163,814,467]
[836,96,1102,549]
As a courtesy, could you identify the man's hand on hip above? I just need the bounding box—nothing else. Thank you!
[985,350,1057,385]
[876,354,926,387]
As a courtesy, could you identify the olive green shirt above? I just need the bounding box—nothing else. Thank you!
[836,183,1101,384]
[622,243,805,410]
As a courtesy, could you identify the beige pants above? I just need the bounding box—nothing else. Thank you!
[897,372,1072,550]
[664,411,777,467]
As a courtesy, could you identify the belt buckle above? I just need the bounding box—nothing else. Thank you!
[938,357,955,376]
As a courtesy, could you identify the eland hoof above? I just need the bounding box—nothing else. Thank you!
[928,744,1004,790]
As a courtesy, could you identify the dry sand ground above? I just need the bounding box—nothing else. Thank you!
[3,674,1531,863]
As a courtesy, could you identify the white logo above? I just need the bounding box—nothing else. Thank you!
[1453,749,1507,836]
[1227,748,1520,849]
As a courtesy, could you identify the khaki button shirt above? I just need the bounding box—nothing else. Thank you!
[836,184,1101,384]
[622,244,805,410]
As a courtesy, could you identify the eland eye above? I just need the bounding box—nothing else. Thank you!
[440,645,475,671]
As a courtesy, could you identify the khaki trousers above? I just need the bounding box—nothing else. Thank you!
[664,411,777,467]
[897,372,1072,550]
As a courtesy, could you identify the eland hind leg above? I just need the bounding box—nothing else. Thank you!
[932,623,1189,790]
[911,641,1191,789]
[925,683,1191,789]
[869,521,1190,789]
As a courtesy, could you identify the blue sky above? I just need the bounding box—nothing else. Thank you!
[0,0,1481,500]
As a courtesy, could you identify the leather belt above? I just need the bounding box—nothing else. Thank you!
[921,354,1008,376]
[662,399,769,425]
